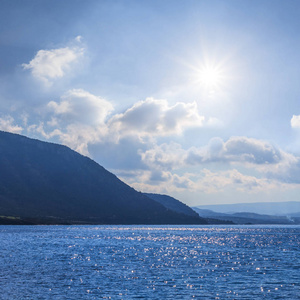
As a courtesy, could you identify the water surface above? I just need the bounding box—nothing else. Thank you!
[0,225,299,299]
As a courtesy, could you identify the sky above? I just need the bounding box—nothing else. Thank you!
[1,0,300,206]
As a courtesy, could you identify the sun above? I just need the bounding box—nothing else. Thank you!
[183,55,232,96]
[197,65,223,90]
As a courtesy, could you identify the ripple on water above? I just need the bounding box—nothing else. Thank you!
[0,225,299,299]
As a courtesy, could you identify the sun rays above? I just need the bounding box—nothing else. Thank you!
[197,64,223,89]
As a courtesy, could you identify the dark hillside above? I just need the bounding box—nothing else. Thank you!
[144,193,199,217]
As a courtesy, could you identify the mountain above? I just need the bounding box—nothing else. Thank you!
[0,131,207,225]
[193,208,300,225]
[193,201,300,216]
[144,193,200,217]
[145,193,233,224]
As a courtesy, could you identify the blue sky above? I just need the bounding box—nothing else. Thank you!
[1,0,300,205]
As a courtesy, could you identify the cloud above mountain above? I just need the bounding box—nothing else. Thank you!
[47,89,113,125]
[0,116,23,134]
[137,136,300,194]
[140,137,284,170]
[27,93,210,155]
[185,136,282,165]
[109,98,206,139]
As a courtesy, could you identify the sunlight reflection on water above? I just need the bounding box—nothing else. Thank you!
[0,225,299,299]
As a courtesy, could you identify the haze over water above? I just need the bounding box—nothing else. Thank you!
[1,225,299,299]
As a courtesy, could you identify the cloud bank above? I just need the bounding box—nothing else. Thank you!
[137,136,300,193]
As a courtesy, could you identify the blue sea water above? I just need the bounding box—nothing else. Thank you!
[0,225,299,299]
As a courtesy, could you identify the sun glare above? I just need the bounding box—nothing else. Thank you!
[179,53,233,97]
[197,65,223,89]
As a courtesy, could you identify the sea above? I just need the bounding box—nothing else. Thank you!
[0,225,299,299]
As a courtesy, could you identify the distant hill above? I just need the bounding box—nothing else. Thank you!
[144,193,233,225]
[0,131,207,225]
[193,201,300,216]
[193,208,300,225]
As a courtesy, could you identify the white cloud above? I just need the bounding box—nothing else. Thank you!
[26,89,114,155]
[18,84,299,190]
[27,122,62,140]
[75,35,83,42]
[47,117,59,127]
[45,89,114,154]
[185,137,300,183]
[291,115,300,128]
[55,124,103,156]
[24,94,221,159]
[44,96,208,150]
[109,98,205,139]
[140,142,186,170]
[224,137,281,164]
[48,89,114,125]
[138,136,300,188]
[23,45,83,85]
[122,166,297,196]
[268,154,300,184]
[27,121,101,156]
[48,100,71,114]
[140,136,284,170]
[185,136,282,166]
[0,116,23,134]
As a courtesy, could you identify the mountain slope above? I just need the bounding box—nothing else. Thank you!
[144,193,200,217]
[0,131,206,224]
